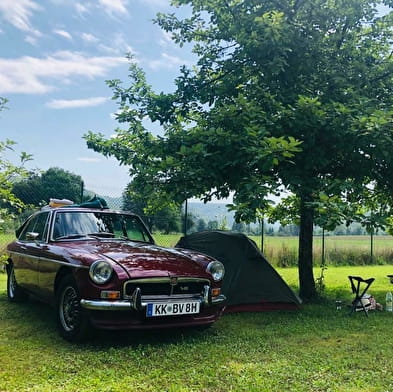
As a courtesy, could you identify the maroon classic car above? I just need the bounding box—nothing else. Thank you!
[6,207,226,342]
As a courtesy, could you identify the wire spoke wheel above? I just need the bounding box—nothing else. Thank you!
[59,285,81,332]
[56,275,90,342]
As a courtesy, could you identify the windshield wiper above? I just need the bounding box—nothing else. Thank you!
[87,232,115,239]
[55,234,88,240]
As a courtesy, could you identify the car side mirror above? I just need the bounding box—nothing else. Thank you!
[26,232,40,241]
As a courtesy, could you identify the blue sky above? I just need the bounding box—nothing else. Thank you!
[0,0,193,197]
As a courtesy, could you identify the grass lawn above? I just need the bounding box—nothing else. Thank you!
[1,265,393,392]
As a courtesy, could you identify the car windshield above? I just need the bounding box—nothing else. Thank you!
[52,211,153,243]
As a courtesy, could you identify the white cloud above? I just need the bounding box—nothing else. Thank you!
[0,51,128,94]
[46,96,108,109]
[0,0,41,36]
[158,30,174,48]
[147,52,188,71]
[53,29,72,40]
[77,157,102,163]
[25,35,39,45]
[81,32,99,44]
[98,0,129,16]
[140,0,171,8]
[97,33,136,56]
[75,2,90,16]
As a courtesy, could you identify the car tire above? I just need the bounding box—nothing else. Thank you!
[7,263,28,303]
[56,275,91,342]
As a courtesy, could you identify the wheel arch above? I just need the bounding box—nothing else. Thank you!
[54,266,75,294]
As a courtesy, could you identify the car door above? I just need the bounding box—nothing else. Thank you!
[14,211,50,296]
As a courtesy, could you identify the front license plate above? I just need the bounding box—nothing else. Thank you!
[146,301,200,317]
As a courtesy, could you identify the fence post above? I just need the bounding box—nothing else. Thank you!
[322,228,325,266]
[80,181,84,203]
[260,218,264,253]
[183,199,188,236]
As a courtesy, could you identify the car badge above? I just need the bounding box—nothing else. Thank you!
[170,277,178,286]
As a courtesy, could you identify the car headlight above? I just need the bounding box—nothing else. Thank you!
[206,260,225,282]
[89,260,113,284]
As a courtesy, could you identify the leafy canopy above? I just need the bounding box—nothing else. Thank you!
[123,180,182,233]
[0,98,33,229]
[12,167,84,207]
[85,1,393,299]
[86,0,393,217]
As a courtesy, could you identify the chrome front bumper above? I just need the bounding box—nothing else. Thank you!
[80,294,226,311]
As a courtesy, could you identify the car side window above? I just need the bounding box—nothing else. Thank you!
[19,212,50,242]
[123,216,151,242]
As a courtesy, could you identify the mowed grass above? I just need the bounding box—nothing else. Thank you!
[1,265,393,392]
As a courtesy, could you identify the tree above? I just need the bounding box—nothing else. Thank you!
[0,139,32,228]
[0,97,7,112]
[12,167,83,206]
[207,220,219,231]
[123,181,181,233]
[0,98,32,230]
[232,221,246,233]
[85,1,393,300]
[196,218,207,232]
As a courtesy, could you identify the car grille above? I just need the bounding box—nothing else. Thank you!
[124,277,210,298]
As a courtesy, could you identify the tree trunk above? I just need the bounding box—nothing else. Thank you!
[298,195,317,301]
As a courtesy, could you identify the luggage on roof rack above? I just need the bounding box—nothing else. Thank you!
[67,195,109,209]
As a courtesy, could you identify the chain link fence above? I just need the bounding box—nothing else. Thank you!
[1,177,393,267]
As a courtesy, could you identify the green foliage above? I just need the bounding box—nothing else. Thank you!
[85,1,393,300]
[0,98,32,230]
[196,218,207,232]
[85,58,302,212]
[12,167,84,207]
[0,141,33,231]
[123,180,182,233]
[0,97,8,112]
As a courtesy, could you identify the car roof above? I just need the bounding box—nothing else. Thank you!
[42,207,138,215]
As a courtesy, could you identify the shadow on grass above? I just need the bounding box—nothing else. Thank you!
[1,285,388,351]
[0,291,221,349]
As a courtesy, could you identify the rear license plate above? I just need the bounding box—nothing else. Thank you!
[146,301,200,317]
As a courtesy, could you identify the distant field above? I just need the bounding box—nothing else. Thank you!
[152,233,393,267]
[256,235,393,267]
[1,232,392,267]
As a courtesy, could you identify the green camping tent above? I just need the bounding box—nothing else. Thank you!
[176,231,301,312]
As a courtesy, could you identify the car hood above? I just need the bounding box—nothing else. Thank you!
[64,240,212,279]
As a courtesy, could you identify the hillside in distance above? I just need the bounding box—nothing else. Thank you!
[92,192,236,227]
[188,201,235,227]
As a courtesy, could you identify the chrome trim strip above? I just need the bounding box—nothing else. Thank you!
[81,299,133,310]
[80,294,226,311]
[7,251,88,269]
[123,277,211,297]
[139,294,200,300]
[212,294,226,305]
[125,277,210,284]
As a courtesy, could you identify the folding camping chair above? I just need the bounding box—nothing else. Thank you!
[348,276,375,316]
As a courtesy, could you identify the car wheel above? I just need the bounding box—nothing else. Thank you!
[7,263,28,302]
[56,275,91,342]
